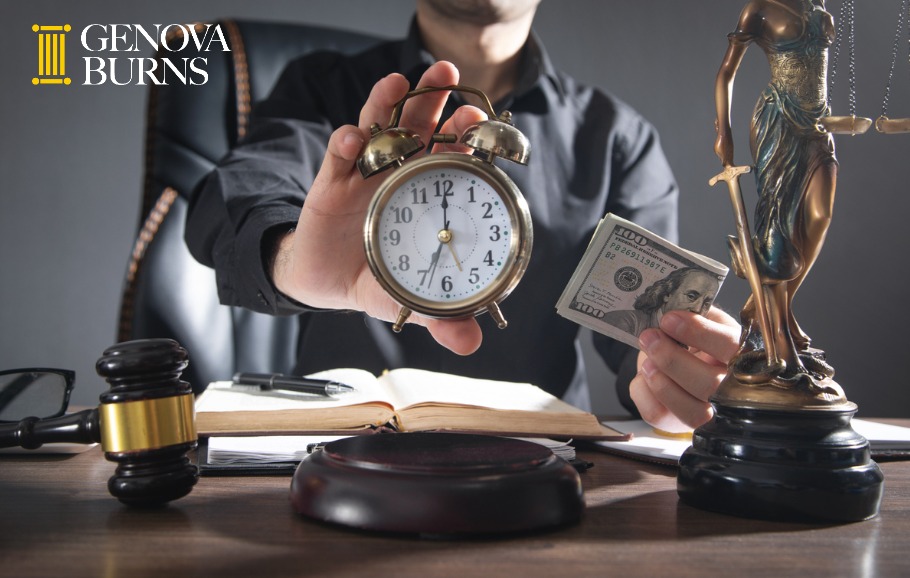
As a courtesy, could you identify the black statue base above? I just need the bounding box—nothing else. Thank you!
[677,402,883,522]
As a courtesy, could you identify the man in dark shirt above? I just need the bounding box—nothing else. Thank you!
[186,0,733,420]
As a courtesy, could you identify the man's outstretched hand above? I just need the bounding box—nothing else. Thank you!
[271,61,487,355]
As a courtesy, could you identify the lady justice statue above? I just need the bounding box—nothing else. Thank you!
[679,0,882,523]
[712,0,850,408]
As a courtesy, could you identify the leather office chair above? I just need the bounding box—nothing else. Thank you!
[117,20,380,392]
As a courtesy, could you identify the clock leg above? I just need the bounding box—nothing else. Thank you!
[487,302,508,329]
[392,307,412,333]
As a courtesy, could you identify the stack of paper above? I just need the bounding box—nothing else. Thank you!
[206,435,348,466]
[204,435,575,467]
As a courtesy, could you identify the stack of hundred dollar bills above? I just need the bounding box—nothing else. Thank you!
[556,214,728,349]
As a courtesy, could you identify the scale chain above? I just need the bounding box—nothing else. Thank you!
[881,0,909,118]
[828,0,860,117]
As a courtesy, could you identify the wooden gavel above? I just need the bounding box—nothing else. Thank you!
[0,338,198,507]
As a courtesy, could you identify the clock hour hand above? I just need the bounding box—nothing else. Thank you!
[442,230,463,271]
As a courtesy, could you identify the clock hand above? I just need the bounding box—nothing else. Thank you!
[435,228,462,271]
[444,232,463,271]
[439,194,462,270]
[425,241,444,288]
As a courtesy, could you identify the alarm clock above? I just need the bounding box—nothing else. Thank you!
[357,85,533,332]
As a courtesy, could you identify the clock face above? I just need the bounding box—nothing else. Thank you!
[364,154,531,318]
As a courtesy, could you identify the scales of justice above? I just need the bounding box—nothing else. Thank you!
[678,0,910,522]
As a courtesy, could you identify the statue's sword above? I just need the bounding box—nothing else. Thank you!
[709,165,781,369]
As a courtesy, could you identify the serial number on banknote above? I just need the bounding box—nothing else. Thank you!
[607,243,669,274]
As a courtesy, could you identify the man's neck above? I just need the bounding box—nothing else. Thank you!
[415,6,534,106]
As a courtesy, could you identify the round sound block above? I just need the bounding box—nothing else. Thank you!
[289,432,583,535]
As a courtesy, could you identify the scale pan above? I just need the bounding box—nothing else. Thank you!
[817,115,873,135]
[875,116,910,134]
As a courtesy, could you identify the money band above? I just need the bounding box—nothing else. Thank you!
[652,427,694,440]
[99,393,196,452]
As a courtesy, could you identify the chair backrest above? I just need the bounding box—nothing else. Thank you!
[118,20,381,392]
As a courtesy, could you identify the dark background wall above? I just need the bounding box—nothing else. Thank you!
[1,1,907,416]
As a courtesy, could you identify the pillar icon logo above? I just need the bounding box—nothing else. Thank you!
[33,24,72,85]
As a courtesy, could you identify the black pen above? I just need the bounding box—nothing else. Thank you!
[231,372,357,397]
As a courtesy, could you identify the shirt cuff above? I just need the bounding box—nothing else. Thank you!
[231,208,310,316]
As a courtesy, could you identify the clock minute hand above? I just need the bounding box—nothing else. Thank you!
[425,241,444,288]
[438,193,462,270]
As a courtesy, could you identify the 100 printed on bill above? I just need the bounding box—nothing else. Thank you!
[556,214,728,349]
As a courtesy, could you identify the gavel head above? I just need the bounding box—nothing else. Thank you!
[95,338,198,507]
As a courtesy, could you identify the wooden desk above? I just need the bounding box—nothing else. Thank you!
[1,435,908,578]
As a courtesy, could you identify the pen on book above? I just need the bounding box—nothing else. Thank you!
[231,372,357,397]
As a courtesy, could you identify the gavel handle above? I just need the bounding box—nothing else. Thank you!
[0,409,101,449]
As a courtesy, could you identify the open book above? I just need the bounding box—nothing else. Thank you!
[194,367,626,440]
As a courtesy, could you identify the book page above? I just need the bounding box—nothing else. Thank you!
[195,368,393,413]
[204,435,575,466]
[206,435,349,465]
[595,420,692,465]
[379,368,585,414]
[852,419,910,452]
[596,419,910,465]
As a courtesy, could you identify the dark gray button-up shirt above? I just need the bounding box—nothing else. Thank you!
[186,21,678,410]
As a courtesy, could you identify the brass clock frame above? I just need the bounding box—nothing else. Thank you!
[363,153,533,331]
[358,84,533,332]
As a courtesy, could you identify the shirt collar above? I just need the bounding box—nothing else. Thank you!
[397,17,566,108]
